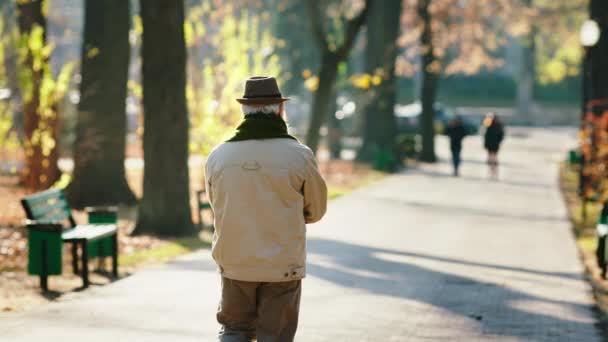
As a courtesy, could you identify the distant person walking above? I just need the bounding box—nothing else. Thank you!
[205,76,328,341]
[445,116,468,176]
[483,112,505,178]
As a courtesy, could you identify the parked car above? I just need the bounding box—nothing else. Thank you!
[395,101,479,135]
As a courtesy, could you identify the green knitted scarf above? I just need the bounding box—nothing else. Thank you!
[226,113,298,142]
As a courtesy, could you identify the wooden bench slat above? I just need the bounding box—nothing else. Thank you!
[22,189,64,205]
[34,214,70,224]
[29,201,70,219]
[62,224,117,242]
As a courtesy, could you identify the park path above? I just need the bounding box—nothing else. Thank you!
[0,128,601,341]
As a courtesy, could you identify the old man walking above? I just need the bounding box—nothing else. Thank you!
[205,76,328,341]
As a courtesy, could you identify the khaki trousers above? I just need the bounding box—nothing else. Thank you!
[217,277,302,342]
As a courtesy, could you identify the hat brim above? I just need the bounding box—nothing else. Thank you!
[236,97,289,105]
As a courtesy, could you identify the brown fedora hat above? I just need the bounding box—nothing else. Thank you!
[236,76,289,105]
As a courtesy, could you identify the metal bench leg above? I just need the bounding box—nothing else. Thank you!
[98,242,105,271]
[81,240,89,288]
[200,212,205,230]
[40,239,48,292]
[72,242,79,274]
[112,233,118,278]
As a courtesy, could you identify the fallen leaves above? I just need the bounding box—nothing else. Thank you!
[0,228,27,271]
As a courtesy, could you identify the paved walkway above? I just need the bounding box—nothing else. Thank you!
[0,128,600,341]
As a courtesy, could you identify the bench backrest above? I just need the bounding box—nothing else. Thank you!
[21,189,76,228]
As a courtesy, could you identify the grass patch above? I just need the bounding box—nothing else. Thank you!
[572,202,602,232]
[577,235,597,254]
[328,186,349,200]
[327,170,386,200]
[120,236,211,268]
[559,162,601,234]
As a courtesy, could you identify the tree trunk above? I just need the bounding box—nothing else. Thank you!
[418,0,438,163]
[357,0,401,171]
[2,1,23,142]
[305,53,338,154]
[133,0,195,236]
[17,0,60,190]
[327,86,341,159]
[65,0,136,209]
[516,0,536,118]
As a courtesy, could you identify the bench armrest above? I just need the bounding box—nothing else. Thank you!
[84,206,119,215]
[25,220,64,233]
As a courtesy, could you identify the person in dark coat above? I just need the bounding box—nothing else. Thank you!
[483,112,505,178]
[445,116,467,176]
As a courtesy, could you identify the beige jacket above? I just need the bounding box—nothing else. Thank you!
[205,138,327,282]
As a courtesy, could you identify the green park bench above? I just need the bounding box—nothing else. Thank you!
[20,189,119,291]
[196,189,214,231]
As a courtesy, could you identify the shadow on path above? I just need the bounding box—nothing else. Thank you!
[168,256,217,272]
[307,237,598,340]
[366,195,566,224]
[407,168,553,190]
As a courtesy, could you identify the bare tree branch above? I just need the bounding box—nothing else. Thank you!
[306,0,329,52]
[336,0,370,60]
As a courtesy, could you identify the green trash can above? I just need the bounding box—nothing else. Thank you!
[85,207,118,258]
[27,223,63,277]
[568,149,581,166]
[373,149,395,172]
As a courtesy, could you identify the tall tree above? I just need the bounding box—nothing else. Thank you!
[589,0,608,102]
[305,0,369,154]
[16,0,60,190]
[133,0,195,236]
[418,0,438,162]
[357,0,402,170]
[65,0,136,209]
